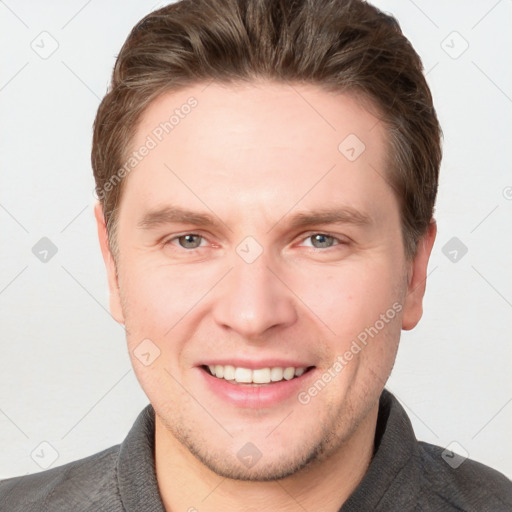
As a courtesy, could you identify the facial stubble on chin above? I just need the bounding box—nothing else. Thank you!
[154,393,367,483]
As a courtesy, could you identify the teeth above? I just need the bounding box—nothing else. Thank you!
[253,368,271,384]
[234,367,252,383]
[206,365,308,384]
[270,367,283,382]
[223,365,235,380]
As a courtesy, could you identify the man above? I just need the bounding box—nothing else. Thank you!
[1,0,511,510]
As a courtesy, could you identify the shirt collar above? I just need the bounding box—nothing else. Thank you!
[339,388,421,511]
[117,404,166,512]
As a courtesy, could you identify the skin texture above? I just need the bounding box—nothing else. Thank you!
[95,81,436,511]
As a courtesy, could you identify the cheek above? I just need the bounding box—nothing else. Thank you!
[118,258,221,339]
[288,259,403,341]
[118,261,206,396]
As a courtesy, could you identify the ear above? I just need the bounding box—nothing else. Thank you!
[401,221,437,331]
[94,201,125,324]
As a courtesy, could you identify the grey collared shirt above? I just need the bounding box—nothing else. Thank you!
[1,389,511,511]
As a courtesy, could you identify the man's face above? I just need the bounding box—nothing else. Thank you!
[97,81,433,480]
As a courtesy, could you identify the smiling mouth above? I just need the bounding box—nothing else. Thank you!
[201,364,315,386]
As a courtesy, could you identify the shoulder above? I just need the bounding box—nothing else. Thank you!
[0,444,122,512]
[417,440,512,511]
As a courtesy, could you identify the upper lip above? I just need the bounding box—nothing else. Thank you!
[198,359,315,369]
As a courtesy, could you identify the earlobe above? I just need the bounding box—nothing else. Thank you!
[94,202,125,324]
[401,221,437,331]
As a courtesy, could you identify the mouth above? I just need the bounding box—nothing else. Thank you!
[200,364,316,386]
[197,362,318,408]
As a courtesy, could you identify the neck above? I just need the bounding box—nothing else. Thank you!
[154,403,379,512]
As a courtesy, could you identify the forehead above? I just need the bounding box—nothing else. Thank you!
[133,80,385,159]
[121,81,394,226]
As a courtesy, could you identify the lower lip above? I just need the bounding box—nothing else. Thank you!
[197,366,316,409]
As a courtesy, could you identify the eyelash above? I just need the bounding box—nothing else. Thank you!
[164,232,347,251]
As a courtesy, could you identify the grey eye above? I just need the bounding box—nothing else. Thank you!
[310,234,336,249]
[177,234,203,249]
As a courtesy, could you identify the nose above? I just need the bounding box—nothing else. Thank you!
[212,253,298,339]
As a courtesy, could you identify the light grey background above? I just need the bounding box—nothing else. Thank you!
[1,0,511,479]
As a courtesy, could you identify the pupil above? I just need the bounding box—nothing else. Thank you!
[313,234,332,248]
[180,234,200,248]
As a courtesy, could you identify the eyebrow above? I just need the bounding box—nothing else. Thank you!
[137,206,219,230]
[284,207,372,230]
[137,205,372,231]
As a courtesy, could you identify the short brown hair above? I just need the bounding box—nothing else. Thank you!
[92,0,442,259]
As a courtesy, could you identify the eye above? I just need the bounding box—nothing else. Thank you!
[300,233,342,249]
[168,233,206,250]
